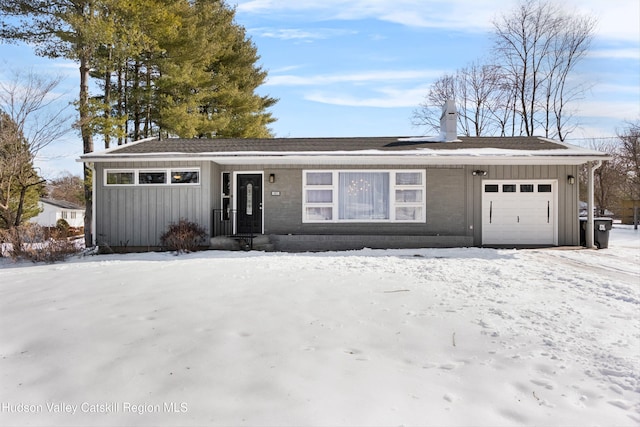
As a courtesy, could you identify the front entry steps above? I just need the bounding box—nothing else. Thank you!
[210,234,274,251]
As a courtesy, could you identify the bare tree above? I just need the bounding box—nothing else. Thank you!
[578,139,627,216]
[0,70,72,227]
[47,172,85,206]
[459,61,507,137]
[617,122,640,201]
[412,61,507,137]
[492,1,595,140]
[412,74,455,134]
[413,2,594,140]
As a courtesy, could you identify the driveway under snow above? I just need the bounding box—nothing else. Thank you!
[1,226,638,426]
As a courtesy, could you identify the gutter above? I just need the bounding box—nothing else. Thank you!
[78,152,612,166]
[586,160,603,249]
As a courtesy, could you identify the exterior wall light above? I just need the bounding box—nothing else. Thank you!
[269,173,275,183]
[472,170,487,176]
[567,175,575,185]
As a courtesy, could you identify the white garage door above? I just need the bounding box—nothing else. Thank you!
[482,180,557,245]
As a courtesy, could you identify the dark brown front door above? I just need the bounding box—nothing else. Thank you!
[237,174,262,234]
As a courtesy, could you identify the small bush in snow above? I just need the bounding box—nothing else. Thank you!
[0,224,79,263]
[160,219,207,254]
[55,218,70,238]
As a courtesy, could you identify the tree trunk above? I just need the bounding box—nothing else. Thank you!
[80,53,94,247]
[14,179,45,227]
[133,60,140,140]
[104,47,112,149]
[13,186,28,227]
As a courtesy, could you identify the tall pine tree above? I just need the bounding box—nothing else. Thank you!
[2,0,277,243]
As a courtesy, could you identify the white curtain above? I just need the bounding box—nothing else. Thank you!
[339,172,389,220]
[306,189,332,203]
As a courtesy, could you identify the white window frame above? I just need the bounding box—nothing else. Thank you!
[104,168,201,186]
[302,169,426,223]
[138,170,168,185]
[105,170,135,186]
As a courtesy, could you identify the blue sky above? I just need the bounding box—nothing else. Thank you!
[0,0,638,176]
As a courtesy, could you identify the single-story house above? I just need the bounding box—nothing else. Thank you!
[79,103,610,251]
[30,198,85,228]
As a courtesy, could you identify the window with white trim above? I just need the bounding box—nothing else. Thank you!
[303,170,425,222]
[139,170,167,184]
[106,170,134,185]
[104,168,200,186]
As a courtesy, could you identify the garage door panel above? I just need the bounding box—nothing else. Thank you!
[482,180,557,245]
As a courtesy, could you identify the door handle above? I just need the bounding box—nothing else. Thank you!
[547,201,550,223]
[489,201,493,224]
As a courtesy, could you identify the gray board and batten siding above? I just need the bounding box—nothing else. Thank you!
[95,161,213,250]
[82,135,604,251]
[93,160,579,251]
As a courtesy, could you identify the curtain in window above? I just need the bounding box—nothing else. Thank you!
[339,172,389,219]
[307,189,332,203]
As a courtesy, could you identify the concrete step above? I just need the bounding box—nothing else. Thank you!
[210,235,274,251]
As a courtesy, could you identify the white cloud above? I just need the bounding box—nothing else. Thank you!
[269,65,306,73]
[305,85,430,108]
[249,27,356,41]
[575,0,640,43]
[235,0,640,42]
[575,99,640,121]
[589,48,640,60]
[266,70,443,86]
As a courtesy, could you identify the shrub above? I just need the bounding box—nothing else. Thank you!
[0,224,79,263]
[160,219,207,254]
[56,218,70,238]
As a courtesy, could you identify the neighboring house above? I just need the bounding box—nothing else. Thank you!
[30,198,85,228]
[80,103,610,251]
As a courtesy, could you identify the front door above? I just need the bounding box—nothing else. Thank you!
[236,174,262,234]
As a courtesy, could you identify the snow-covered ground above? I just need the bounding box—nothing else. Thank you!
[1,226,638,427]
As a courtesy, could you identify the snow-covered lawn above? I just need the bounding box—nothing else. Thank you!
[1,227,638,427]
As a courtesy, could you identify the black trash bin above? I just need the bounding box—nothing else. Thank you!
[579,217,587,246]
[579,217,613,248]
[594,217,613,249]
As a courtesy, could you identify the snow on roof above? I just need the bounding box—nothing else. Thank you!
[79,136,611,164]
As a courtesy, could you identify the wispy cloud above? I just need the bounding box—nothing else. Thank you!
[589,48,640,60]
[266,70,443,86]
[269,65,306,73]
[305,85,430,108]
[235,0,640,42]
[237,0,493,32]
[575,100,640,120]
[248,27,356,41]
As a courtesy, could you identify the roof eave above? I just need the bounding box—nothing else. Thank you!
[79,151,612,166]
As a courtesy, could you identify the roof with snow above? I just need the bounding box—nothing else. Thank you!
[79,136,611,165]
[93,136,567,153]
